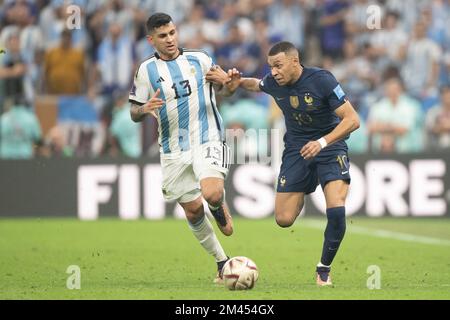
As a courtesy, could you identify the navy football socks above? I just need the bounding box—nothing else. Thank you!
[320,206,346,266]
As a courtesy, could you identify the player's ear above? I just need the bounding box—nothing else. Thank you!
[146,35,153,45]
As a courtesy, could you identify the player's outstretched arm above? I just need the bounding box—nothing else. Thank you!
[300,100,360,160]
[206,65,241,96]
[206,65,261,93]
[130,88,164,122]
[239,77,262,92]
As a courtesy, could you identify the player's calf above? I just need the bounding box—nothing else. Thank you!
[320,206,346,266]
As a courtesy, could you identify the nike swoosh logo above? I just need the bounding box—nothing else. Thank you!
[275,97,285,101]
[341,171,349,175]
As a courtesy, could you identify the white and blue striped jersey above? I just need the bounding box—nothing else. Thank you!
[129,48,224,155]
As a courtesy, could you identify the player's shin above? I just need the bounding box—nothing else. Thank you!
[187,213,228,263]
[319,206,346,266]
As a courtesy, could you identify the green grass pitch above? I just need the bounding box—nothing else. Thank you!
[1,217,449,299]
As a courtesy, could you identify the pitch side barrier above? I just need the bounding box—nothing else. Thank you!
[0,154,448,218]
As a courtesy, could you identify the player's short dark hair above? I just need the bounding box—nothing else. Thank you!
[268,41,298,56]
[146,13,173,34]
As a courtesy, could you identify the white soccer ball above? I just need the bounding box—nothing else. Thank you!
[222,256,259,290]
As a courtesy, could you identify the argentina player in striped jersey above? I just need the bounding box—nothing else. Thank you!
[207,41,360,287]
[129,13,235,284]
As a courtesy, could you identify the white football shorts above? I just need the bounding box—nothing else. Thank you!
[160,140,231,203]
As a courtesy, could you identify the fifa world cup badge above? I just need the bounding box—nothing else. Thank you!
[290,96,299,108]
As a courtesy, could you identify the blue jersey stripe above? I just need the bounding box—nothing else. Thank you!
[147,61,171,153]
[166,60,190,152]
[187,55,209,144]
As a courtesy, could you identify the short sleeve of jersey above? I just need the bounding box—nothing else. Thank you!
[317,71,346,110]
[204,52,214,69]
[258,74,275,94]
[200,52,214,77]
[185,50,214,76]
[129,63,151,106]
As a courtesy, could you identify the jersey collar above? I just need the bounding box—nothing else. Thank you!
[154,47,184,61]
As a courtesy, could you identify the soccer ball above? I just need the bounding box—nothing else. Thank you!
[222,256,259,290]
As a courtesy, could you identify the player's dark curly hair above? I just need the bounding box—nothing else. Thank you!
[146,13,172,34]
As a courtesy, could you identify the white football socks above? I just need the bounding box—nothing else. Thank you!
[188,214,227,262]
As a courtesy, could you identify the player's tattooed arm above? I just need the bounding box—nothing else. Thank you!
[130,88,164,122]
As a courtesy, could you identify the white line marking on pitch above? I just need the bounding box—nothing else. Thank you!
[301,220,450,246]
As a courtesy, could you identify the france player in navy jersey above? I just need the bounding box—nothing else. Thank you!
[207,41,360,286]
[129,13,237,284]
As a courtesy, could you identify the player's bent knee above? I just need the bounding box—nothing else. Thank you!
[275,214,295,228]
[203,189,224,207]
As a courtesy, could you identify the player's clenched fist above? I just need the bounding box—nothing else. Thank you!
[206,65,229,85]
[206,65,241,94]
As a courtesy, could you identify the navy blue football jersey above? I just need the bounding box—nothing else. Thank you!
[259,65,348,151]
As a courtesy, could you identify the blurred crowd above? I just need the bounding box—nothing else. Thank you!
[0,0,450,159]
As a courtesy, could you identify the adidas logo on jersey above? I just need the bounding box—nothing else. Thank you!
[156,76,165,83]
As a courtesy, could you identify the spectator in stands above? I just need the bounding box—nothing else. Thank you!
[369,11,408,66]
[345,0,373,47]
[267,0,305,50]
[368,77,424,153]
[0,2,43,103]
[43,125,74,158]
[384,0,427,33]
[215,24,261,77]
[346,117,369,154]
[39,0,88,50]
[400,19,441,101]
[420,1,449,48]
[0,30,27,108]
[318,0,349,59]
[0,103,42,159]
[108,90,141,158]
[425,85,450,150]
[331,38,377,116]
[0,0,449,158]
[43,29,86,95]
[95,22,134,97]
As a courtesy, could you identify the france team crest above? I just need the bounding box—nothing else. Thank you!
[304,93,313,105]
